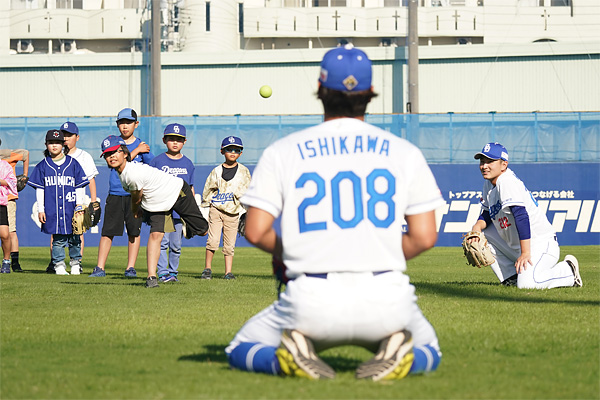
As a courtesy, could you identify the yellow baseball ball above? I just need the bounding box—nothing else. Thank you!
[259,85,272,98]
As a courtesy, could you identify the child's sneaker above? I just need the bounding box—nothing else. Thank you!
[159,274,176,283]
[54,262,70,275]
[46,261,55,274]
[146,276,159,288]
[201,268,212,280]
[89,266,106,277]
[224,272,236,280]
[169,273,179,282]
[70,261,82,275]
[11,261,23,273]
[124,268,137,278]
[1,260,11,274]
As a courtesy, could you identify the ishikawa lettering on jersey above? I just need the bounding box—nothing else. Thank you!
[296,135,390,159]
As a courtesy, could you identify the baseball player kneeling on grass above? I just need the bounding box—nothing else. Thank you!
[100,135,208,288]
[465,142,582,289]
[225,45,444,381]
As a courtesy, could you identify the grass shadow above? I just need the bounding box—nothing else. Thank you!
[416,281,599,306]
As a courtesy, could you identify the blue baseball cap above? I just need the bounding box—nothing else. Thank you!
[319,44,372,92]
[474,142,509,162]
[60,121,79,135]
[116,108,137,122]
[221,136,243,149]
[101,135,126,157]
[163,123,186,138]
[45,129,65,143]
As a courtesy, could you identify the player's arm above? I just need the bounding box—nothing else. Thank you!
[88,177,97,202]
[244,206,283,259]
[130,141,150,160]
[18,149,29,176]
[511,205,532,272]
[130,189,143,217]
[402,210,438,261]
[36,188,46,223]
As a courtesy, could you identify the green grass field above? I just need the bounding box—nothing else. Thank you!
[1,246,598,399]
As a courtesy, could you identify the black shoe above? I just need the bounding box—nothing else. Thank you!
[501,274,518,287]
[46,261,55,274]
[11,262,23,273]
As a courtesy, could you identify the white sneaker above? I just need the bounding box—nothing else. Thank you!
[54,263,70,275]
[356,330,414,381]
[565,255,582,287]
[70,262,82,275]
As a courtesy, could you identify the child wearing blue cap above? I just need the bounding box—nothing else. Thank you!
[467,142,582,289]
[99,134,208,288]
[89,108,154,278]
[200,136,251,280]
[149,123,196,282]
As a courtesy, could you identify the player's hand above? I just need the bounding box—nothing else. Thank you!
[38,212,46,224]
[136,141,150,154]
[515,252,532,274]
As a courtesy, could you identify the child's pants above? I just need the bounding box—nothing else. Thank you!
[206,207,239,256]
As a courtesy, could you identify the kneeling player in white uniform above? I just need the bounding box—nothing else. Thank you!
[468,142,582,289]
[225,45,444,381]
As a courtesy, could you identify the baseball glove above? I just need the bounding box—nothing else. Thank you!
[237,213,246,237]
[462,231,496,268]
[16,175,28,192]
[72,206,88,235]
[72,203,102,235]
[88,201,102,227]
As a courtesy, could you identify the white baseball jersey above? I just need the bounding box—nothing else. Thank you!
[119,162,183,212]
[481,168,555,252]
[242,118,444,277]
[70,148,99,182]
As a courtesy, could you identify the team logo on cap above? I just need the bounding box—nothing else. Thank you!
[227,136,235,144]
[342,75,359,91]
[53,131,60,138]
[484,143,491,152]
[103,139,110,148]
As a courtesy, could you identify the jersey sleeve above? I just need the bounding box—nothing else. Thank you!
[27,162,45,189]
[240,145,282,218]
[404,149,445,216]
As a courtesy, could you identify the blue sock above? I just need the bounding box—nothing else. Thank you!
[409,345,442,374]
[228,343,281,375]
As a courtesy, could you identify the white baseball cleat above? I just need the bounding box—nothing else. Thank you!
[356,329,414,381]
[276,329,335,380]
[565,255,582,287]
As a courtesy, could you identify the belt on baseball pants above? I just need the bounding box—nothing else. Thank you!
[304,270,393,279]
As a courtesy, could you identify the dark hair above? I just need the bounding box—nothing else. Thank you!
[317,86,378,118]
[121,145,132,162]
[44,143,68,158]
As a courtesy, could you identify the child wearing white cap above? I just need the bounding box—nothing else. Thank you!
[200,136,251,280]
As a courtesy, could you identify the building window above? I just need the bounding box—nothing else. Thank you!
[313,0,346,6]
[551,0,570,5]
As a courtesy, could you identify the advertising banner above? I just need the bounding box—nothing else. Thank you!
[13,164,599,248]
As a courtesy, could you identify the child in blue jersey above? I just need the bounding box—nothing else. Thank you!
[89,108,155,278]
[149,123,196,282]
[28,130,89,275]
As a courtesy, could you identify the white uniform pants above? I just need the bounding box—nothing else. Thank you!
[226,271,440,354]
[483,226,575,289]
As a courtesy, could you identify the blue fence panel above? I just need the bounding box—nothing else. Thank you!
[1,112,598,165]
